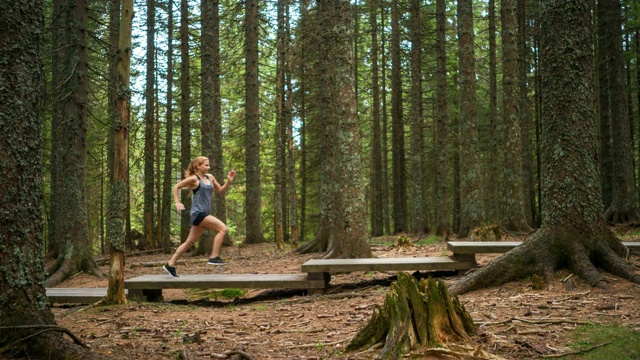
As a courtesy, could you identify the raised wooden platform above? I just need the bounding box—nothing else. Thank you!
[448,240,640,254]
[301,256,474,291]
[46,288,127,304]
[301,256,474,274]
[124,274,325,301]
[447,241,640,265]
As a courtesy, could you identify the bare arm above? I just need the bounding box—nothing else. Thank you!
[211,170,236,194]
[173,176,198,211]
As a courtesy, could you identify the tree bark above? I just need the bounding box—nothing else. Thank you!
[434,0,450,237]
[244,0,267,244]
[603,0,640,224]
[451,0,640,296]
[143,0,157,251]
[0,1,104,357]
[597,0,614,212]
[409,0,426,234]
[296,0,372,259]
[500,0,530,233]
[391,0,407,234]
[457,0,485,238]
[161,0,175,254]
[180,0,192,243]
[104,0,134,306]
[486,0,499,223]
[346,273,474,358]
[47,0,102,287]
[369,0,383,237]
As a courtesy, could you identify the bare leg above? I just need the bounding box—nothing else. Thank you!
[168,225,205,266]
[198,215,228,258]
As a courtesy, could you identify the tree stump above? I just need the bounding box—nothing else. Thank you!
[346,273,474,359]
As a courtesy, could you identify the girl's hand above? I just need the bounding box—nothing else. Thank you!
[175,203,185,211]
[228,170,237,182]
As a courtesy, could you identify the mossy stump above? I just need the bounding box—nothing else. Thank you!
[346,273,474,359]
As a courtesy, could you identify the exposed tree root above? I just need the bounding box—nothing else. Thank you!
[450,227,639,295]
[45,256,104,287]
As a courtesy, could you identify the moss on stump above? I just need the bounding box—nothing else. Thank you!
[346,273,474,359]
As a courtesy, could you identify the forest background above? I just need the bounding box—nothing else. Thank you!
[36,0,640,285]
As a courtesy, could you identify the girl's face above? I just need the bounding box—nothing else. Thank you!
[198,160,210,174]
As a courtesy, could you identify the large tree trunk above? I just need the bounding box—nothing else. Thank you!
[0,2,104,358]
[180,0,192,243]
[47,0,102,287]
[391,0,407,234]
[518,0,535,226]
[244,0,267,244]
[142,0,156,251]
[296,0,372,259]
[346,273,474,358]
[457,0,485,238]
[597,0,613,212]
[161,0,175,254]
[499,0,530,233]
[451,0,640,296]
[434,0,450,237]
[103,0,133,306]
[603,0,640,224]
[409,0,426,234]
[486,0,499,223]
[369,0,383,237]
[274,0,287,249]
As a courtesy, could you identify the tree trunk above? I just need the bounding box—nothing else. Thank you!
[603,0,640,224]
[103,0,134,306]
[518,0,535,226]
[274,0,286,249]
[180,0,192,243]
[346,273,474,358]
[143,0,156,251]
[285,1,298,250]
[244,0,267,244]
[486,0,499,223]
[457,0,485,238]
[434,0,450,237]
[47,0,102,287]
[0,2,104,358]
[500,0,530,233]
[391,0,407,234]
[451,0,640,296]
[597,0,613,212]
[409,0,426,234]
[296,0,372,259]
[369,0,383,237]
[161,0,175,254]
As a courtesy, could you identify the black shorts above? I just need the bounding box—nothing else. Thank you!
[191,211,208,226]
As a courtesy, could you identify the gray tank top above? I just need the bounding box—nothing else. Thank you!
[191,175,214,218]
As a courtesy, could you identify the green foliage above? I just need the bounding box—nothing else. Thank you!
[413,235,441,246]
[191,287,247,300]
[564,324,640,359]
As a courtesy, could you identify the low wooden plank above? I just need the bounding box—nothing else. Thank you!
[448,241,640,254]
[301,256,474,273]
[46,288,127,304]
[124,273,325,290]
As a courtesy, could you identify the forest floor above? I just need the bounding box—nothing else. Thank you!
[52,232,640,360]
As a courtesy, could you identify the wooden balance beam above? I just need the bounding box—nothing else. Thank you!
[301,256,475,291]
[447,240,640,266]
[124,273,325,301]
[46,288,128,304]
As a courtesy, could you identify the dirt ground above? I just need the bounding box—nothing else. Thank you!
[52,236,640,359]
